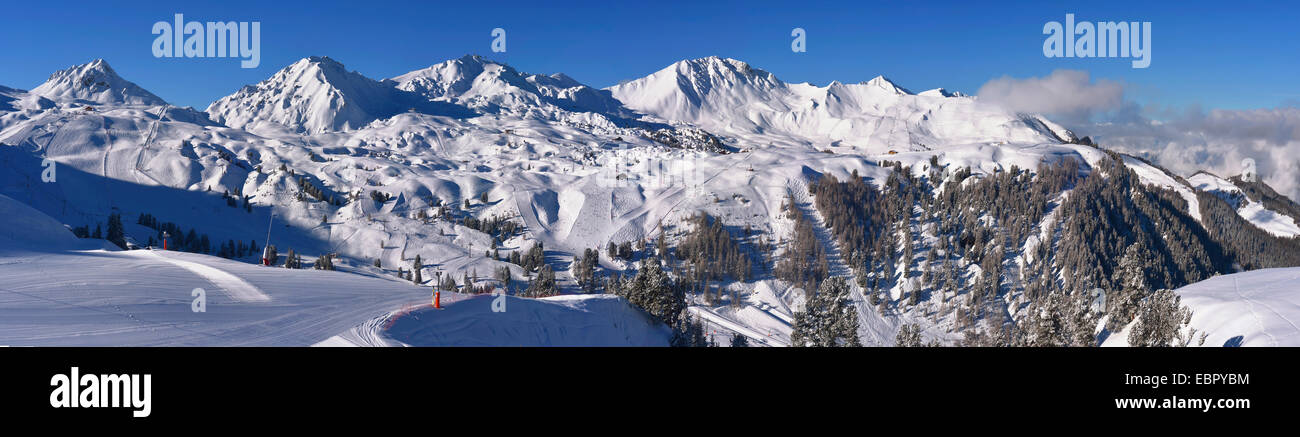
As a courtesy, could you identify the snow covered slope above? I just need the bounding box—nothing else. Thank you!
[367,294,670,346]
[1102,268,1300,347]
[1190,172,1300,238]
[0,244,674,346]
[0,194,81,250]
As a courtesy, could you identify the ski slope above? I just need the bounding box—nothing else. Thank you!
[1102,268,1300,347]
[0,193,667,346]
[0,245,668,346]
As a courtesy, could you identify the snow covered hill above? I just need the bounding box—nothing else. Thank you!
[2,55,1299,346]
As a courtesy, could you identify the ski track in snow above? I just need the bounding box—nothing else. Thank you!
[127,250,271,302]
[1233,277,1278,346]
[1232,276,1300,345]
[789,179,900,345]
[689,306,789,347]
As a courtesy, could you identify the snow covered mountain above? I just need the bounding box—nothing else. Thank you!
[607,56,1077,150]
[206,56,463,134]
[390,54,629,117]
[30,59,166,107]
[2,55,1299,347]
[1189,171,1300,238]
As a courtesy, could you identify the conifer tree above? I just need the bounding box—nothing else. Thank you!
[790,277,861,347]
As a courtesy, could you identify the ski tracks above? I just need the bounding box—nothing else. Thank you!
[1231,276,1300,346]
[128,250,271,303]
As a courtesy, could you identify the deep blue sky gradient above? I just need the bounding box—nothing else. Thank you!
[1,0,1295,112]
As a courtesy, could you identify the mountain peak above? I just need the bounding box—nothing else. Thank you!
[295,55,344,67]
[671,56,769,79]
[207,56,411,134]
[388,54,626,116]
[389,54,521,101]
[919,87,965,98]
[863,75,910,95]
[31,59,165,106]
[280,56,358,82]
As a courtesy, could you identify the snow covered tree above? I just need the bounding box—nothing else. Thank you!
[572,248,600,292]
[496,266,512,292]
[617,258,686,327]
[895,323,923,347]
[524,265,556,297]
[1128,289,1192,347]
[790,276,861,347]
[1108,242,1153,331]
[283,248,302,269]
[670,314,712,347]
[313,253,334,270]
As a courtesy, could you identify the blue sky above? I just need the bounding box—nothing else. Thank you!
[1,0,1295,112]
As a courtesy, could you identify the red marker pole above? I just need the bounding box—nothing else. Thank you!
[434,290,441,309]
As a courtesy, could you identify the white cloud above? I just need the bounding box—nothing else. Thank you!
[976,70,1124,122]
[978,70,1300,202]
[1078,107,1300,201]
